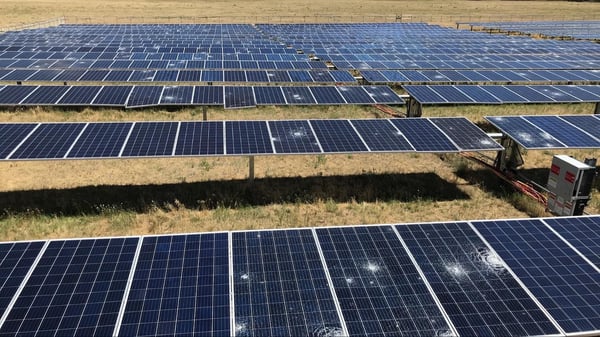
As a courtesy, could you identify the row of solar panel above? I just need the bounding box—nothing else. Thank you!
[0,69,355,83]
[362,69,600,84]
[0,117,501,161]
[467,20,600,40]
[0,59,327,69]
[0,216,598,336]
[0,53,313,63]
[0,85,402,108]
[486,114,600,150]
[333,59,600,71]
[403,85,600,104]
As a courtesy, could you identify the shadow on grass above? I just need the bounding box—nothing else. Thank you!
[0,172,469,216]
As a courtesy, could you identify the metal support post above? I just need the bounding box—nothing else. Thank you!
[202,106,207,121]
[248,156,255,183]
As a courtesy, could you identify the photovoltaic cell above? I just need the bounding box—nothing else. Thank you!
[21,86,70,105]
[159,86,193,105]
[361,86,403,104]
[92,86,133,106]
[126,86,163,108]
[316,225,452,337]
[193,86,223,105]
[268,120,322,154]
[121,122,178,157]
[505,86,552,103]
[252,86,286,105]
[453,86,501,104]
[429,117,503,151]
[0,238,138,337]
[0,86,38,105]
[224,86,256,109]
[0,123,38,159]
[350,119,414,152]
[403,86,446,104]
[232,229,343,336]
[118,233,230,337]
[225,121,273,155]
[9,123,86,159]
[480,86,528,103]
[309,119,368,153]
[390,119,458,152]
[336,86,375,104]
[174,121,224,156]
[523,115,600,148]
[560,115,600,139]
[429,86,475,104]
[397,222,559,337]
[485,116,566,149]
[543,216,600,268]
[309,86,346,104]
[67,123,133,158]
[473,219,600,334]
[281,86,316,105]
[57,86,102,105]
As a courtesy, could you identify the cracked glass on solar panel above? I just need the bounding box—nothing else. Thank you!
[266,71,291,82]
[128,70,156,82]
[0,86,38,105]
[523,115,600,148]
[361,86,403,104]
[193,86,223,105]
[429,117,503,151]
[281,86,316,105]
[225,121,273,155]
[224,86,256,109]
[472,219,600,334]
[92,86,133,106]
[309,71,333,82]
[533,86,580,102]
[560,115,600,139]
[316,225,452,337]
[232,229,343,337]
[0,238,138,337]
[21,86,70,105]
[390,119,458,152]
[350,119,413,152]
[118,233,229,337]
[485,116,565,149]
[397,222,559,337]
[57,86,102,105]
[253,86,286,105]
[267,120,321,154]
[336,86,375,104]
[9,123,86,159]
[120,122,178,157]
[0,123,38,159]
[543,216,600,268]
[0,241,44,317]
[67,123,133,158]
[126,86,163,108]
[309,86,346,104]
[159,86,193,105]
[506,86,553,103]
[174,121,224,156]
[309,119,367,153]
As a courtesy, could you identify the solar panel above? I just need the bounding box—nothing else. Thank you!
[201,70,223,82]
[361,86,403,104]
[0,123,38,159]
[309,119,368,153]
[0,86,37,105]
[485,116,566,149]
[8,123,86,159]
[78,70,109,82]
[403,85,447,104]
[390,119,459,152]
[174,121,224,156]
[120,122,178,157]
[0,69,36,81]
[266,70,291,82]
[543,216,600,268]
[223,70,246,82]
[329,70,356,83]
[523,115,600,148]
[193,86,223,105]
[245,71,269,82]
[309,86,346,104]
[177,70,202,82]
[225,121,273,155]
[118,233,230,337]
[308,70,334,82]
[159,86,193,105]
[66,122,133,158]
[429,117,503,151]
[287,70,313,83]
[128,70,156,82]
[281,86,316,105]
[21,86,70,105]
[104,70,133,82]
[232,229,344,336]
[472,219,600,334]
[52,69,86,81]
[505,85,553,103]
[91,86,133,106]
[152,70,178,82]
[267,120,322,154]
[559,115,600,139]
[397,222,560,337]
[126,86,163,108]
[557,86,600,102]
[57,86,102,105]
[0,238,138,337]
[252,86,286,105]
[336,86,375,104]
[315,225,453,337]
[533,85,581,102]
[480,86,529,103]
[451,86,501,104]
[350,119,414,152]
[27,69,63,81]
[224,86,256,109]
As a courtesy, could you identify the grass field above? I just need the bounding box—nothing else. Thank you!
[1,1,599,241]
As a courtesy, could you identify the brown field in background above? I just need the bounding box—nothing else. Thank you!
[0,1,599,241]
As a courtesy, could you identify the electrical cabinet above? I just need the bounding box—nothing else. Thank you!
[547,155,596,216]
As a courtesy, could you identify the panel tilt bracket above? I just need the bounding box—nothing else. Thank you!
[494,136,524,172]
[595,102,600,115]
[405,97,422,118]
[248,156,255,183]
[202,106,208,121]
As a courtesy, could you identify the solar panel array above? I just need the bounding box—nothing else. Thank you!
[1,215,599,336]
[0,117,501,161]
[404,85,600,104]
[485,114,600,149]
[465,20,600,41]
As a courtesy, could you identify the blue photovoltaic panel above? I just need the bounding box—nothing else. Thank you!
[253,86,286,105]
[316,225,452,337]
[473,219,600,334]
[225,121,273,155]
[266,71,291,83]
[104,70,133,82]
[429,117,503,151]
[246,71,269,82]
[485,116,565,149]
[174,121,224,156]
[0,123,38,159]
[53,69,86,81]
[0,241,45,317]
[118,233,230,337]
[0,86,38,105]
[57,86,102,105]
[397,222,560,337]
[128,70,156,82]
[67,123,133,158]
[350,119,414,152]
[560,115,600,139]
[177,70,202,82]
[21,86,70,105]
[153,70,179,82]
[429,86,475,104]
[329,71,356,83]
[92,86,133,106]
[361,86,404,104]
[453,86,501,104]
[505,86,553,103]
[533,86,580,102]
[0,69,36,81]
[27,69,63,81]
[336,86,375,104]
[0,238,138,337]
[201,70,223,82]
[287,70,313,83]
[309,70,334,82]
[523,115,600,148]
[126,86,163,108]
[309,119,368,153]
[281,86,316,105]
[159,86,193,105]
[79,70,109,82]
[224,86,256,109]
[121,122,178,157]
[403,85,446,104]
[390,119,458,152]
[543,216,600,268]
[193,86,223,105]
[557,86,600,102]
[9,123,86,159]
[268,120,322,154]
[309,86,346,104]
[232,229,343,337]
[480,86,529,103]
[223,70,246,82]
